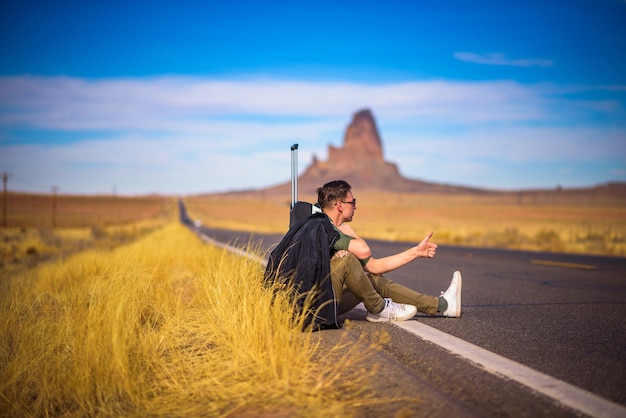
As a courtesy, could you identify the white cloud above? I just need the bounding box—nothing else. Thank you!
[454,52,554,68]
[0,76,554,131]
[0,75,624,194]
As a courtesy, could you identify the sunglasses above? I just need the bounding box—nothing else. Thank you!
[340,199,357,206]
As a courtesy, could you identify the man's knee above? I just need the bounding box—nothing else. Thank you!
[331,252,362,270]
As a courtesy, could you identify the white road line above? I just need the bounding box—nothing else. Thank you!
[195,231,268,266]
[194,230,626,418]
[394,320,626,418]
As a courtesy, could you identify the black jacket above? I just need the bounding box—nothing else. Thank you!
[264,213,340,330]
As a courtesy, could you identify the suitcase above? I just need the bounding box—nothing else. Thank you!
[289,144,321,228]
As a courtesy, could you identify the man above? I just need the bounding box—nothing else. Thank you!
[318,180,462,322]
[264,210,342,329]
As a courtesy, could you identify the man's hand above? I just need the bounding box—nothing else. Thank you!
[417,232,437,258]
[331,250,350,261]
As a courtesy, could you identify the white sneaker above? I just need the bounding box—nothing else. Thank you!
[441,271,462,317]
[366,298,417,322]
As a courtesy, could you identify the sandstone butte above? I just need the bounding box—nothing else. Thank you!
[231,108,626,200]
[260,108,487,196]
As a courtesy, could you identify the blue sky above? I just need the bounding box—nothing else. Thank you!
[1,0,625,195]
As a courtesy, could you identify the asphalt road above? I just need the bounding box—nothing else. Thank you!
[193,223,626,416]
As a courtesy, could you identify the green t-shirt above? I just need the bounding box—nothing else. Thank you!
[330,220,370,267]
[333,230,352,251]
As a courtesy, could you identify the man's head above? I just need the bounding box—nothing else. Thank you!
[317,180,351,209]
[317,180,357,222]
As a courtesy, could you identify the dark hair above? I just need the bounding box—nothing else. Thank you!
[317,180,352,209]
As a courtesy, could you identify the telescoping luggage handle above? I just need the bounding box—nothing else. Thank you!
[289,144,321,228]
[290,143,298,209]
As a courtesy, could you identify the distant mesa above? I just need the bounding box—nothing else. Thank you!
[329,109,384,165]
[301,109,401,190]
[243,108,625,199]
[267,108,487,195]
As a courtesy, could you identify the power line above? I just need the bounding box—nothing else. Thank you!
[51,186,58,228]
[3,171,11,228]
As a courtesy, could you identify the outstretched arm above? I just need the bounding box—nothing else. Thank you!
[363,232,437,275]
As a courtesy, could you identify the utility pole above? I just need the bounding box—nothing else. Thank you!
[51,186,58,228]
[2,171,11,227]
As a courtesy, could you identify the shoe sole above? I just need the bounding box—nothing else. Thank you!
[365,316,414,323]
[366,306,418,323]
[365,316,386,323]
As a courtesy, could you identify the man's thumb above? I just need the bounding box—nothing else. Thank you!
[421,231,433,244]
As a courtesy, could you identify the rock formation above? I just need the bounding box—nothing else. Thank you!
[299,109,405,191]
[330,109,384,165]
[213,107,626,199]
[255,108,490,197]
[219,108,625,199]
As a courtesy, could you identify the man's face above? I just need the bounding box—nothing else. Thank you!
[338,190,357,222]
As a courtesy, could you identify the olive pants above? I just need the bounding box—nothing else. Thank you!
[330,253,438,316]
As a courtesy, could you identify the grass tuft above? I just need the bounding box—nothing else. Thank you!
[0,223,376,417]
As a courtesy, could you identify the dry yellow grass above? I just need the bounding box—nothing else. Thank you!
[0,224,173,296]
[185,191,626,257]
[1,193,177,281]
[0,222,388,417]
[2,192,174,228]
